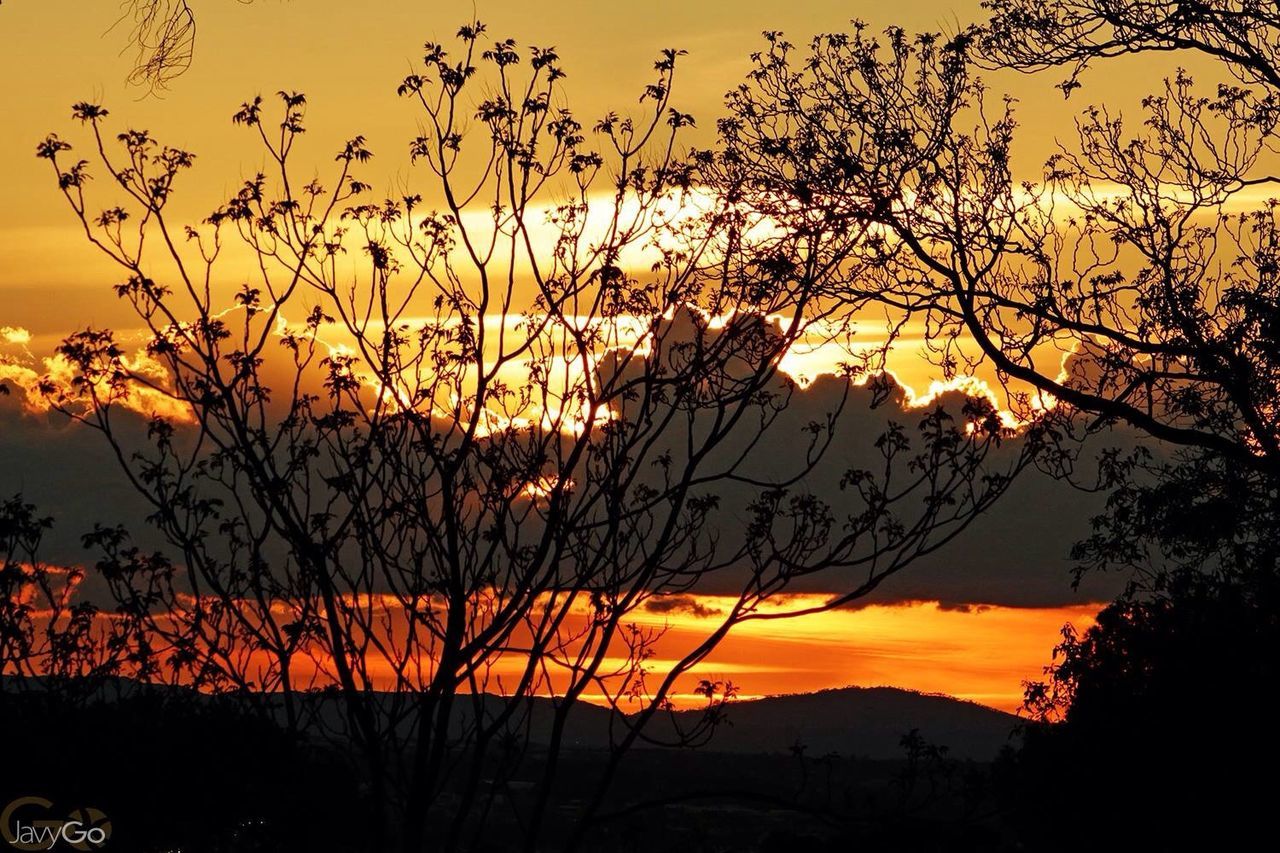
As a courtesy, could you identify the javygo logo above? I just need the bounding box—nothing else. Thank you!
[1,798,111,851]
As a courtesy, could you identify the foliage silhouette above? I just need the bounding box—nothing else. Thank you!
[721,12,1280,481]
[1013,569,1280,849]
[20,20,1029,852]
[717,6,1280,844]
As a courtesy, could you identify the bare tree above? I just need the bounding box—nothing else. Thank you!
[983,0,1280,95]
[34,23,1027,850]
[116,0,256,92]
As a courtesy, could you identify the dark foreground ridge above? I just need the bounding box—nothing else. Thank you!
[1,679,1023,851]
[0,676,1020,759]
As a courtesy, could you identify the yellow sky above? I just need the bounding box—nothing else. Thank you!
[0,0,1212,336]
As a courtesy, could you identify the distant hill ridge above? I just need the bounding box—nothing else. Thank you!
[1,678,1020,761]
[655,685,1020,760]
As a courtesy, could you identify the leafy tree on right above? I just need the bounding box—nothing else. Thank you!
[717,3,1280,845]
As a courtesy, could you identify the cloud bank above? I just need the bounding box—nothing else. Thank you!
[2,321,1125,609]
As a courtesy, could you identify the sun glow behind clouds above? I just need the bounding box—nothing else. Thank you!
[0,308,1038,434]
[0,168,1089,719]
[0,171,1072,430]
[0,328,196,423]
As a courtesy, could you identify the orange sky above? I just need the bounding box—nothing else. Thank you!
[338,597,1102,714]
[193,593,1101,714]
[581,597,1100,713]
[0,0,1218,331]
[0,0,1168,711]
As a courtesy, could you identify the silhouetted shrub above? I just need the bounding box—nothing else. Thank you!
[1008,571,1280,850]
[0,687,369,852]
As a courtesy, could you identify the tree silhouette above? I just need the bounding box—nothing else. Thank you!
[117,0,256,92]
[722,15,1280,481]
[1013,568,1280,849]
[721,13,1280,843]
[984,0,1280,96]
[921,4,1280,844]
[0,493,147,696]
[28,23,1029,851]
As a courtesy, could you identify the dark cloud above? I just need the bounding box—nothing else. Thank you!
[0,391,160,558]
[670,368,1128,608]
[934,602,993,614]
[643,594,724,618]
[853,467,1123,609]
[0,315,1139,609]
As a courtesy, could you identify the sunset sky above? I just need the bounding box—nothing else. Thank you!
[0,0,1208,713]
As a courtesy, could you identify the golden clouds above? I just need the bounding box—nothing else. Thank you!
[0,326,194,423]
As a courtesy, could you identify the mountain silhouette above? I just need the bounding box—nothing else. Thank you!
[655,686,1019,759]
[428,685,1019,759]
[3,676,1018,761]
